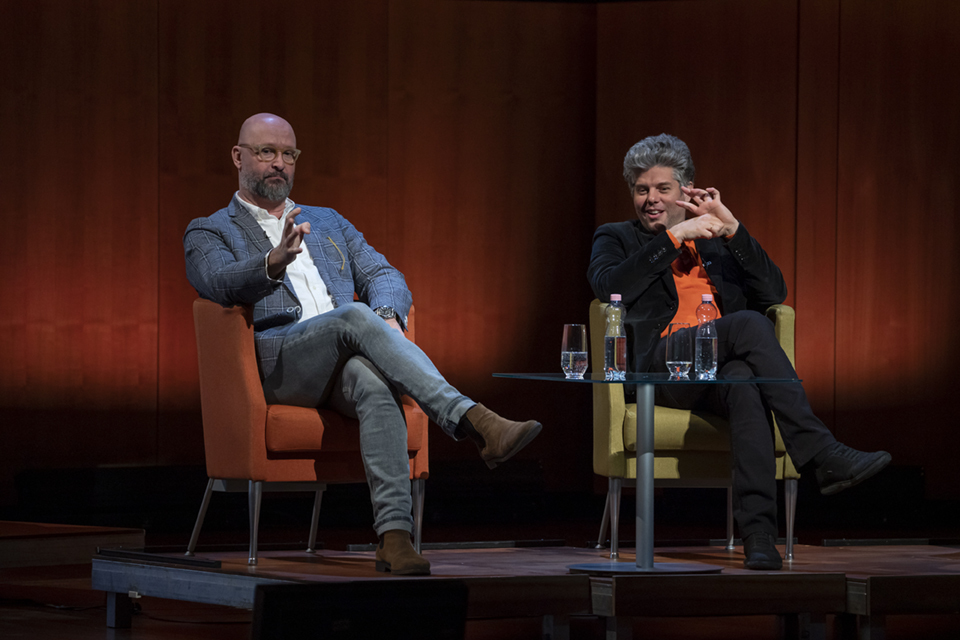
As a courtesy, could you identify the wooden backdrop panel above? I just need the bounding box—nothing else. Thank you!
[596,0,799,308]
[795,0,840,430]
[387,0,598,488]
[834,0,960,497]
[156,0,390,466]
[4,0,959,506]
[0,1,159,503]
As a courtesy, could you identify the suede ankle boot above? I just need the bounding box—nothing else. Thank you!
[375,529,430,575]
[458,403,542,469]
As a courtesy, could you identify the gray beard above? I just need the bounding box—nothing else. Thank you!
[241,170,294,202]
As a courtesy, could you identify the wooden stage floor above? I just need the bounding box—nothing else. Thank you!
[80,542,960,640]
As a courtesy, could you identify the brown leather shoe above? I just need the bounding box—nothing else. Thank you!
[375,529,430,575]
[462,403,542,469]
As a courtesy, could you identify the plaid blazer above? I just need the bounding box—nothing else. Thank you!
[184,195,412,380]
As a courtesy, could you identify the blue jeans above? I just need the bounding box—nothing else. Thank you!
[261,303,474,535]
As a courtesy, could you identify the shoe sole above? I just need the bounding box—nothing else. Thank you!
[744,559,783,570]
[375,559,431,576]
[820,452,892,496]
[484,422,543,470]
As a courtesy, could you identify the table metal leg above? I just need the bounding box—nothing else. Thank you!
[636,383,655,569]
[568,383,723,575]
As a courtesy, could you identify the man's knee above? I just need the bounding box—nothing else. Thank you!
[728,309,773,332]
[338,302,376,321]
[724,310,778,349]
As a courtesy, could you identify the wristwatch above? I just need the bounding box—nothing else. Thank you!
[374,306,397,320]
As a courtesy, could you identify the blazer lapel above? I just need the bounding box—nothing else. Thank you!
[228,198,275,255]
[227,197,301,305]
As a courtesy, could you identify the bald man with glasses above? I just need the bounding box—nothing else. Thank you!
[184,113,542,576]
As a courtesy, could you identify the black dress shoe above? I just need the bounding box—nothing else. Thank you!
[814,443,891,496]
[743,531,783,570]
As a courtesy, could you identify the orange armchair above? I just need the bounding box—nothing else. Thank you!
[185,298,429,565]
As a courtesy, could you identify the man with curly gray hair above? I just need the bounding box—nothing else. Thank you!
[588,133,890,570]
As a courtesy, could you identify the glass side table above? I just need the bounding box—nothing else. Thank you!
[493,372,801,575]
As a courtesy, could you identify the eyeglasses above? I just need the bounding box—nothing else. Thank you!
[238,143,301,165]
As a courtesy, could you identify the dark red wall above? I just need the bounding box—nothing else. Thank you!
[1,0,957,505]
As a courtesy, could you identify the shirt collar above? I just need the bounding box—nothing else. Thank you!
[235,191,296,222]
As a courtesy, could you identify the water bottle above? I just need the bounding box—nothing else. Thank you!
[695,293,718,380]
[604,294,627,381]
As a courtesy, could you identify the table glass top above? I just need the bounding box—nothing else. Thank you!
[493,372,801,384]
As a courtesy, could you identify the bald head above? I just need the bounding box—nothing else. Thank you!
[238,113,296,146]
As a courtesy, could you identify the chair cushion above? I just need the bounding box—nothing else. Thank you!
[623,404,730,452]
[264,405,425,453]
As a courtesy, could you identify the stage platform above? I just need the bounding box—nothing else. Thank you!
[89,541,960,640]
[0,521,144,568]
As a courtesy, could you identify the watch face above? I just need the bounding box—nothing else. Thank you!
[376,307,396,319]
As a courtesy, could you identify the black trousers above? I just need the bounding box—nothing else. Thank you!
[648,310,835,537]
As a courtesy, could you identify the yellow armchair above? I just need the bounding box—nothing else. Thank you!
[589,300,800,560]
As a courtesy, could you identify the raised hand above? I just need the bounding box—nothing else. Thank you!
[676,187,739,238]
[267,207,311,279]
[670,213,727,242]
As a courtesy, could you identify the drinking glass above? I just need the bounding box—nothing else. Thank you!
[561,324,588,379]
[666,322,693,379]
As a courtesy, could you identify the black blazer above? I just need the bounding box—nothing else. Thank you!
[587,220,787,372]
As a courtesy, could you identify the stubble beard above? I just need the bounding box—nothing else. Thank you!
[241,169,294,203]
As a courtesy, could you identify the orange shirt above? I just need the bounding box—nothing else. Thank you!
[660,231,721,337]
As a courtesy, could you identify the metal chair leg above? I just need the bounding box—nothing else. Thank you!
[185,478,215,557]
[412,478,425,555]
[609,477,622,560]
[595,492,610,549]
[784,478,797,561]
[726,487,736,550]
[306,489,323,554]
[248,480,263,566]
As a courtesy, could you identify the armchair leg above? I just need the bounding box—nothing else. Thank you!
[784,478,798,561]
[595,493,610,550]
[306,490,323,554]
[185,478,215,557]
[609,477,622,560]
[726,487,735,550]
[412,478,425,555]
[248,480,263,566]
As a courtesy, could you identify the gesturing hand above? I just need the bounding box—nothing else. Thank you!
[670,213,727,242]
[675,187,739,238]
[267,207,311,279]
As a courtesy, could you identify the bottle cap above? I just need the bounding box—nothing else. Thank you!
[610,294,621,302]
[701,294,713,302]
